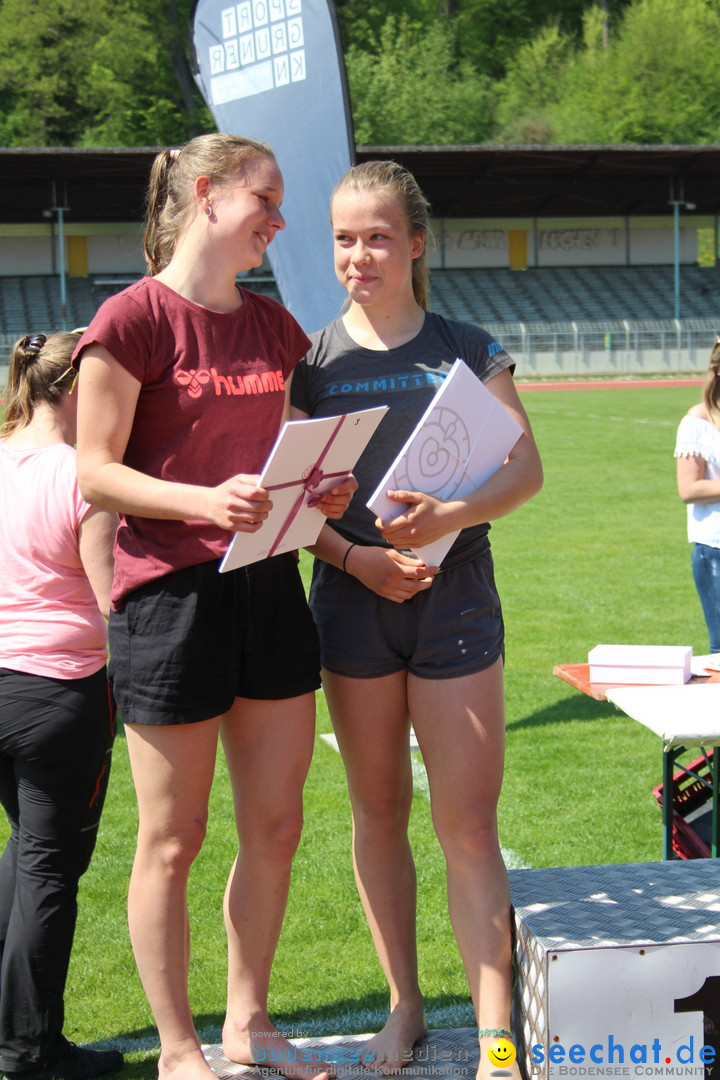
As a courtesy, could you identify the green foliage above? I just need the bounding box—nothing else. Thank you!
[557,0,720,144]
[697,228,717,267]
[0,0,212,147]
[345,15,494,145]
[494,20,571,143]
[334,0,436,53]
[452,0,590,81]
[0,0,86,145]
[494,0,720,145]
[0,0,717,148]
[335,0,631,83]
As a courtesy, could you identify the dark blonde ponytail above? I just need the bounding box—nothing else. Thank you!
[1,332,80,437]
[143,134,276,275]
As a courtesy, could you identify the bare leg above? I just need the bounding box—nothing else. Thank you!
[220,694,331,1080]
[409,660,520,1080]
[323,670,427,1073]
[124,719,220,1080]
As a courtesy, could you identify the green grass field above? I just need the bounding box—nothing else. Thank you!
[1,383,708,1075]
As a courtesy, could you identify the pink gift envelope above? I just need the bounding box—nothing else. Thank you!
[220,406,388,571]
[366,359,522,566]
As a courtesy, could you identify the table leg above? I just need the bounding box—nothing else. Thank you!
[713,748,719,858]
[663,746,675,861]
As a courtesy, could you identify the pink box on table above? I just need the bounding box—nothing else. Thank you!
[588,644,692,685]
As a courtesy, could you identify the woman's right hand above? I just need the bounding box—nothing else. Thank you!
[205,474,272,532]
[346,545,437,603]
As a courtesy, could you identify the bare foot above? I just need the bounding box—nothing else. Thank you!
[361,1001,427,1074]
[158,1041,219,1080]
[476,1034,522,1080]
[222,1020,335,1080]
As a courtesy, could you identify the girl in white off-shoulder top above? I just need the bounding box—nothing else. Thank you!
[675,335,720,652]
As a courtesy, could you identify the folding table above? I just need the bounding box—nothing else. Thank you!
[553,663,720,859]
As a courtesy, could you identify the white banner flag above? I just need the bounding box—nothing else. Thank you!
[190,0,354,332]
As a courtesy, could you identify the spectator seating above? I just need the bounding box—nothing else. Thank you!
[0,265,718,340]
[428,264,720,325]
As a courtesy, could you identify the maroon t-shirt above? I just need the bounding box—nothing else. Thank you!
[73,277,311,607]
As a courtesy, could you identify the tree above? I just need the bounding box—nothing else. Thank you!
[1,0,718,150]
[334,0,436,53]
[0,0,211,147]
[345,14,494,145]
[493,20,572,143]
[554,0,720,143]
[74,0,212,145]
[0,0,88,145]
[336,0,633,84]
[451,0,632,80]
[490,0,720,145]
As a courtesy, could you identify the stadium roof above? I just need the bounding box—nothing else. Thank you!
[1,144,719,224]
[362,145,720,218]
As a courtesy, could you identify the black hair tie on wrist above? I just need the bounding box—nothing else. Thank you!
[342,543,356,573]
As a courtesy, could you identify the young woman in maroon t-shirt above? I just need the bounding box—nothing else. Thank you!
[75,134,354,1080]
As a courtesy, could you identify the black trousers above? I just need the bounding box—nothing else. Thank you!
[0,667,115,1072]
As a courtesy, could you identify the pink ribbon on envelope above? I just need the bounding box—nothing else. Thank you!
[265,414,349,557]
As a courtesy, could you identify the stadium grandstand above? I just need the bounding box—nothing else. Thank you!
[0,144,719,378]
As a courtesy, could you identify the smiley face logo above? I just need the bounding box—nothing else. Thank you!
[487,1038,516,1069]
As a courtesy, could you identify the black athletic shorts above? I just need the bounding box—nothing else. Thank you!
[109,554,321,725]
[309,542,504,680]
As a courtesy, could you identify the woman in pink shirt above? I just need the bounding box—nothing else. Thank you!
[0,331,121,1080]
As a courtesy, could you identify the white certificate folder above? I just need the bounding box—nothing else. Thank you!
[220,406,388,571]
[366,359,522,566]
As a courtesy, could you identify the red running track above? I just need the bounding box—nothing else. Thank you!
[0,378,703,409]
[516,377,702,391]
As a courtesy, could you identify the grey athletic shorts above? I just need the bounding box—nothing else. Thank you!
[308,543,504,680]
[109,553,321,725]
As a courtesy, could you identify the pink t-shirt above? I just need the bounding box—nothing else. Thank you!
[73,278,311,608]
[0,441,108,679]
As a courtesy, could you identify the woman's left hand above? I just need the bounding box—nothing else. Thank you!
[309,473,359,520]
[375,489,454,549]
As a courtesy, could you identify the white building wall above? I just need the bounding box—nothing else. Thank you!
[431,223,508,268]
[429,216,700,269]
[0,224,143,277]
[87,234,144,275]
[629,226,696,265]
[0,218,704,275]
[0,235,55,274]
[534,226,626,266]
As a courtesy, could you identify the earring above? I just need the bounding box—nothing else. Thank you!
[205,203,213,218]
